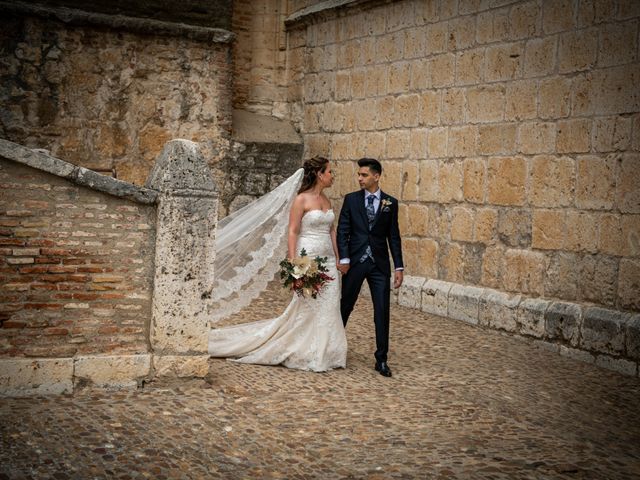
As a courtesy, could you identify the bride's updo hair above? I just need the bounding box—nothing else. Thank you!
[298,156,329,194]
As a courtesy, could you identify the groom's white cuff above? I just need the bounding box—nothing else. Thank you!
[395,267,404,271]
[339,258,350,264]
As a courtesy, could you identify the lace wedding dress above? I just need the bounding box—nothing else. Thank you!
[208,185,347,371]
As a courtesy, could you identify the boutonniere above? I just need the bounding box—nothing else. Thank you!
[381,198,392,212]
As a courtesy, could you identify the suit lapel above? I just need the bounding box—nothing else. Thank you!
[370,191,386,230]
[357,189,369,227]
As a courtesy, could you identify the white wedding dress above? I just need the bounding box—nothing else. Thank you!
[208,209,347,372]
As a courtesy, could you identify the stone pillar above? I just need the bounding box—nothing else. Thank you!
[145,139,217,378]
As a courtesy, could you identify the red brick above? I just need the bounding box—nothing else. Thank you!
[46,266,78,274]
[39,274,70,283]
[98,293,126,300]
[26,239,55,247]
[71,293,101,301]
[35,257,62,264]
[98,326,120,334]
[24,201,49,209]
[31,283,58,291]
[2,321,26,329]
[43,327,69,335]
[0,239,25,246]
[0,220,20,227]
[18,266,50,274]
[40,248,76,256]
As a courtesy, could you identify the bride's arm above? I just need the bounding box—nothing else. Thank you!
[330,224,339,261]
[288,195,305,258]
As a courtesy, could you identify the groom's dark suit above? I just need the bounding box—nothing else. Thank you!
[337,189,403,364]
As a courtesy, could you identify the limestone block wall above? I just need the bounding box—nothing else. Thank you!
[286,0,640,315]
[232,0,290,118]
[0,2,233,186]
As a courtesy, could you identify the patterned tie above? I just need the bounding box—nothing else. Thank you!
[366,195,376,226]
[360,195,376,263]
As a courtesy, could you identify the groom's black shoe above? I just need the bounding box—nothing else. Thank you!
[375,361,392,377]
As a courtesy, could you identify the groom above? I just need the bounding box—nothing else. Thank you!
[337,158,404,377]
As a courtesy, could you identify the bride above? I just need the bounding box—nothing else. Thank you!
[208,156,348,372]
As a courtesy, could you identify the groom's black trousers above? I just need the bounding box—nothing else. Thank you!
[341,258,391,364]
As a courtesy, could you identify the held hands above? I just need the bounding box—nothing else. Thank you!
[393,270,404,289]
[336,263,350,275]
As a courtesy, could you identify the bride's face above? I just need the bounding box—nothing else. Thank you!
[317,164,334,188]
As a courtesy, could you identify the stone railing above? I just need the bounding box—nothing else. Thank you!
[394,275,640,378]
[0,139,217,396]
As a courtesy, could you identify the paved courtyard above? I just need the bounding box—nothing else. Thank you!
[1,287,639,479]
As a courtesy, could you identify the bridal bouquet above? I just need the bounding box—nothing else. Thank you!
[279,249,334,299]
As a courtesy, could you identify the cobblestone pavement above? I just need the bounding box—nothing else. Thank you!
[2,286,640,480]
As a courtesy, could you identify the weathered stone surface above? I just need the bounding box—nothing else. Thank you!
[479,289,521,332]
[544,252,578,300]
[559,345,595,365]
[575,154,617,210]
[0,358,73,396]
[503,249,546,296]
[74,354,151,388]
[595,355,638,377]
[397,275,426,310]
[532,209,566,250]
[617,153,640,214]
[517,297,549,338]
[497,208,531,248]
[581,307,628,356]
[577,255,618,306]
[147,140,217,356]
[530,155,575,207]
[487,156,526,206]
[627,315,640,360]
[421,279,452,317]
[448,284,483,325]
[0,139,158,204]
[545,302,582,346]
[153,355,210,378]
[618,259,640,311]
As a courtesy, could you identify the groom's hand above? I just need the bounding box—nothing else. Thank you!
[337,263,350,275]
[393,270,404,289]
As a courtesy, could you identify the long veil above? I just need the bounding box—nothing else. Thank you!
[208,168,304,323]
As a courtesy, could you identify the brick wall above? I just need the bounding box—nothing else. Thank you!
[0,158,156,358]
[288,0,640,313]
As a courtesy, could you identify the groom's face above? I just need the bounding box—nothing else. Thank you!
[358,166,380,192]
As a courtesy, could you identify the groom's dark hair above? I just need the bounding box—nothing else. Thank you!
[358,157,382,175]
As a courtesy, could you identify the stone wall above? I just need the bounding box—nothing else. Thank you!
[286,0,640,314]
[232,0,290,118]
[0,3,233,186]
[0,157,155,359]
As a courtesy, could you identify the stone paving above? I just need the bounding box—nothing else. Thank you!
[1,286,640,479]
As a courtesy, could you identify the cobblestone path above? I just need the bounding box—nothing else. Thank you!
[1,287,639,479]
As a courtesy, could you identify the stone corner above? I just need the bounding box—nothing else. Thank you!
[152,355,210,378]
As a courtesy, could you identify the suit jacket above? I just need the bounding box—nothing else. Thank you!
[337,189,403,276]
